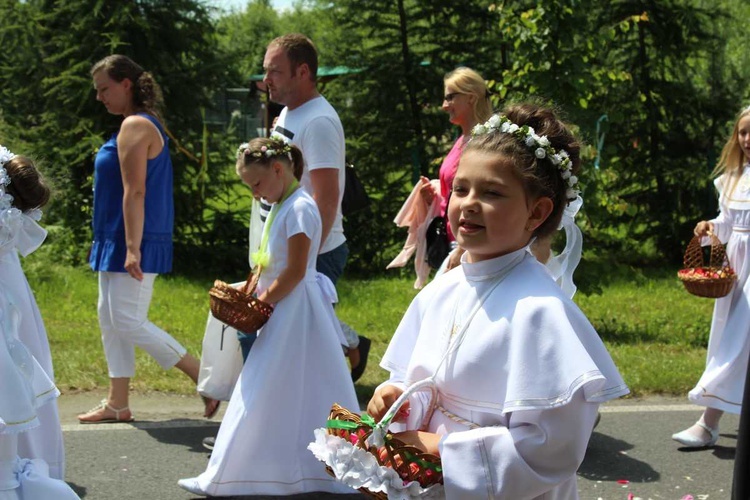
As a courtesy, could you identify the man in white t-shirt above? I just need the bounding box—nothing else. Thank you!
[263,33,370,379]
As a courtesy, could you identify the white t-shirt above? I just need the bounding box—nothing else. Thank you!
[273,95,346,254]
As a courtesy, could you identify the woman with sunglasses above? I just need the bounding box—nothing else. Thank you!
[419,67,492,271]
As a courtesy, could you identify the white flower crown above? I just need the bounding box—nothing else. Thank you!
[236,139,293,162]
[472,114,580,200]
[0,145,17,213]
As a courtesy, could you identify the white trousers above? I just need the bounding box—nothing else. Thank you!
[98,272,186,378]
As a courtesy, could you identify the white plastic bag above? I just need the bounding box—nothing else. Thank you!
[197,309,244,401]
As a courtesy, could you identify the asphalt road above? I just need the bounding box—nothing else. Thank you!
[58,392,739,500]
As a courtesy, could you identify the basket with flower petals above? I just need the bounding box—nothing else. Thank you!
[209,271,273,333]
[308,380,444,499]
[677,233,737,298]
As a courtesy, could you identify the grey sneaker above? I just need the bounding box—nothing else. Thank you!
[202,436,215,451]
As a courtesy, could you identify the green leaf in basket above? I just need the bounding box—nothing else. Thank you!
[327,420,360,430]
[403,451,443,473]
[361,413,377,428]
[327,413,377,430]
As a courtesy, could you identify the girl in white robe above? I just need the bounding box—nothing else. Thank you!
[0,149,65,479]
[179,138,358,497]
[0,292,79,500]
[0,147,78,499]
[673,106,750,448]
[366,104,629,499]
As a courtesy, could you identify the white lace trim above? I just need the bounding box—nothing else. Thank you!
[308,428,444,500]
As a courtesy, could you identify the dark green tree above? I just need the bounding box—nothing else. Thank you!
[587,0,742,263]
[1,0,246,272]
[312,0,497,274]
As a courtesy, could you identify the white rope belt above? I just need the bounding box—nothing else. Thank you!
[436,404,481,429]
[733,227,750,233]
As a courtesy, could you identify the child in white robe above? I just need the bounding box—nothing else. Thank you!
[0,147,78,499]
[367,103,629,499]
[178,138,358,497]
[673,105,750,448]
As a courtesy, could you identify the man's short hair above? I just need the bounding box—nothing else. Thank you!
[268,33,318,82]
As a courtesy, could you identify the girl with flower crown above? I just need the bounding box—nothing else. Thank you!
[0,147,79,498]
[414,68,564,285]
[338,103,628,499]
[672,106,750,449]
[178,137,358,497]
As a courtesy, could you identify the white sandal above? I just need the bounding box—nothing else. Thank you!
[671,420,719,448]
[78,399,134,424]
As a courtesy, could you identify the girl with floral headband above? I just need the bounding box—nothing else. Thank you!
[0,147,79,497]
[672,105,750,448]
[179,137,358,497]
[351,103,628,499]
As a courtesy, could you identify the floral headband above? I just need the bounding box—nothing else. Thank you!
[472,114,580,201]
[0,146,16,213]
[236,138,293,162]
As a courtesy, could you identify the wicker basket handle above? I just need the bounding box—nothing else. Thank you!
[683,232,729,269]
[369,378,438,447]
[240,266,262,295]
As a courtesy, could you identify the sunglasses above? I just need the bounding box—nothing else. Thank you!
[443,92,463,102]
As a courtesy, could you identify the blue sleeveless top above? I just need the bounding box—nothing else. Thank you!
[89,113,174,274]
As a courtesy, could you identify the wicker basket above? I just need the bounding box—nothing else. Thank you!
[325,404,443,498]
[678,233,736,299]
[209,271,273,332]
[310,379,443,499]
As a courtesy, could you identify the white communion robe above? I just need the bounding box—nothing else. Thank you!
[0,289,79,500]
[688,168,750,413]
[0,211,65,480]
[181,189,359,497]
[380,248,629,500]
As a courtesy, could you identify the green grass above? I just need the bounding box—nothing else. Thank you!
[23,255,716,400]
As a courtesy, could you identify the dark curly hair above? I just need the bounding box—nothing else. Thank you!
[464,102,581,239]
[4,156,51,211]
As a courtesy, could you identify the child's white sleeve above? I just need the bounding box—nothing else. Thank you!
[709,175,733,244]
[377,284,440,433]
[708,207,732,244]
[439,391,599,499]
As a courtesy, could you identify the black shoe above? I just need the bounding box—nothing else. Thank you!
[351,335,371,383]
[202,436,215,451]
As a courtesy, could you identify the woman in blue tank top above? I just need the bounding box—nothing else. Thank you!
[78,55,219,424]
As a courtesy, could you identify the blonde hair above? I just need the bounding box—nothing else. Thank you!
[712,106,750,198]
[714,106,750,181]
[237,137,304,181]
[444,67,492,125]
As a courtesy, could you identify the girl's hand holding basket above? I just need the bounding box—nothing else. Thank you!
[308,379,444,500]
[209,270,273,333]
[694,220,714,237]
[678,231,736,298]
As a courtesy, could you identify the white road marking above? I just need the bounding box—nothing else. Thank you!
[61,404,700,432]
